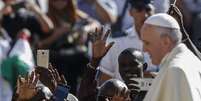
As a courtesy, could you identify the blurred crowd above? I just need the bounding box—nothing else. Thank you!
[0,0,201,101]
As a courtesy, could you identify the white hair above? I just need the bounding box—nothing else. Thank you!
[155,26,182,44]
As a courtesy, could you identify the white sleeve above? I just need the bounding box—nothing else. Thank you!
[96,0,118,17]
[99,39,118,77]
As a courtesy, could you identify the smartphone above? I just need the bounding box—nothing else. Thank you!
[54,84,70,101]
[131,78,153,91]
[37,50,49,68]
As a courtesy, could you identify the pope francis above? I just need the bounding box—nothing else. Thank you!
[140,13,201,101]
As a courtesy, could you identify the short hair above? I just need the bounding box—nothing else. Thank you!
[154,25,182,44]
[118,48,144,64]
[129,0,154,12]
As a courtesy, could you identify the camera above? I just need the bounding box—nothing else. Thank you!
[131,78,153,91]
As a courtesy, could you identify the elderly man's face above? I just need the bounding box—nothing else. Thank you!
[140,24,167,65]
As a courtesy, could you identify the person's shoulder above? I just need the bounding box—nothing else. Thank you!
[67,93,79,101]
[166,65,186,77]
[169,46,201,68]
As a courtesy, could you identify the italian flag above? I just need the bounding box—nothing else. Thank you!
[0,29,35,89]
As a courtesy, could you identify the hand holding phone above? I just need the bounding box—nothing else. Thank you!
[130,78,153,91]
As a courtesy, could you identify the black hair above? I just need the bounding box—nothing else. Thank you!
[119,48,144,64]
[129,0,153,12]
[119,48,148,72]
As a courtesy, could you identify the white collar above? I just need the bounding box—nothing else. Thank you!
[159,43,186,69]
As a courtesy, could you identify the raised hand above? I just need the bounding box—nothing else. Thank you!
[121,74,140,100]
[89,27,114,67]
[16,71,39,101]
[48,64,68,86]
[35,64,68,92]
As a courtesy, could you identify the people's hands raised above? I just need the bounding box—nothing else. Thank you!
[35,64,67,92]
[16,71,39,101]
[89,27,114,67]
[48,64,68,86]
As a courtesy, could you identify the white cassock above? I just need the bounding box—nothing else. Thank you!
[144,43,201,101]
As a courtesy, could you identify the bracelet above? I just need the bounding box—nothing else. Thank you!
[87,63,96,70]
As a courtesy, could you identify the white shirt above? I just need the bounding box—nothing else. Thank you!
[114,0,134,30]
[98,27,157,80]
[153,0,170,13]
[99,27,156,80]
[0,30,12,101]
[77,0,117,24]
[0,77,12,101]
[144,43,201,101]
[0,39,10,66]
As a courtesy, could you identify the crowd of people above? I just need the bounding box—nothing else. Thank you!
[0,0,201,101]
